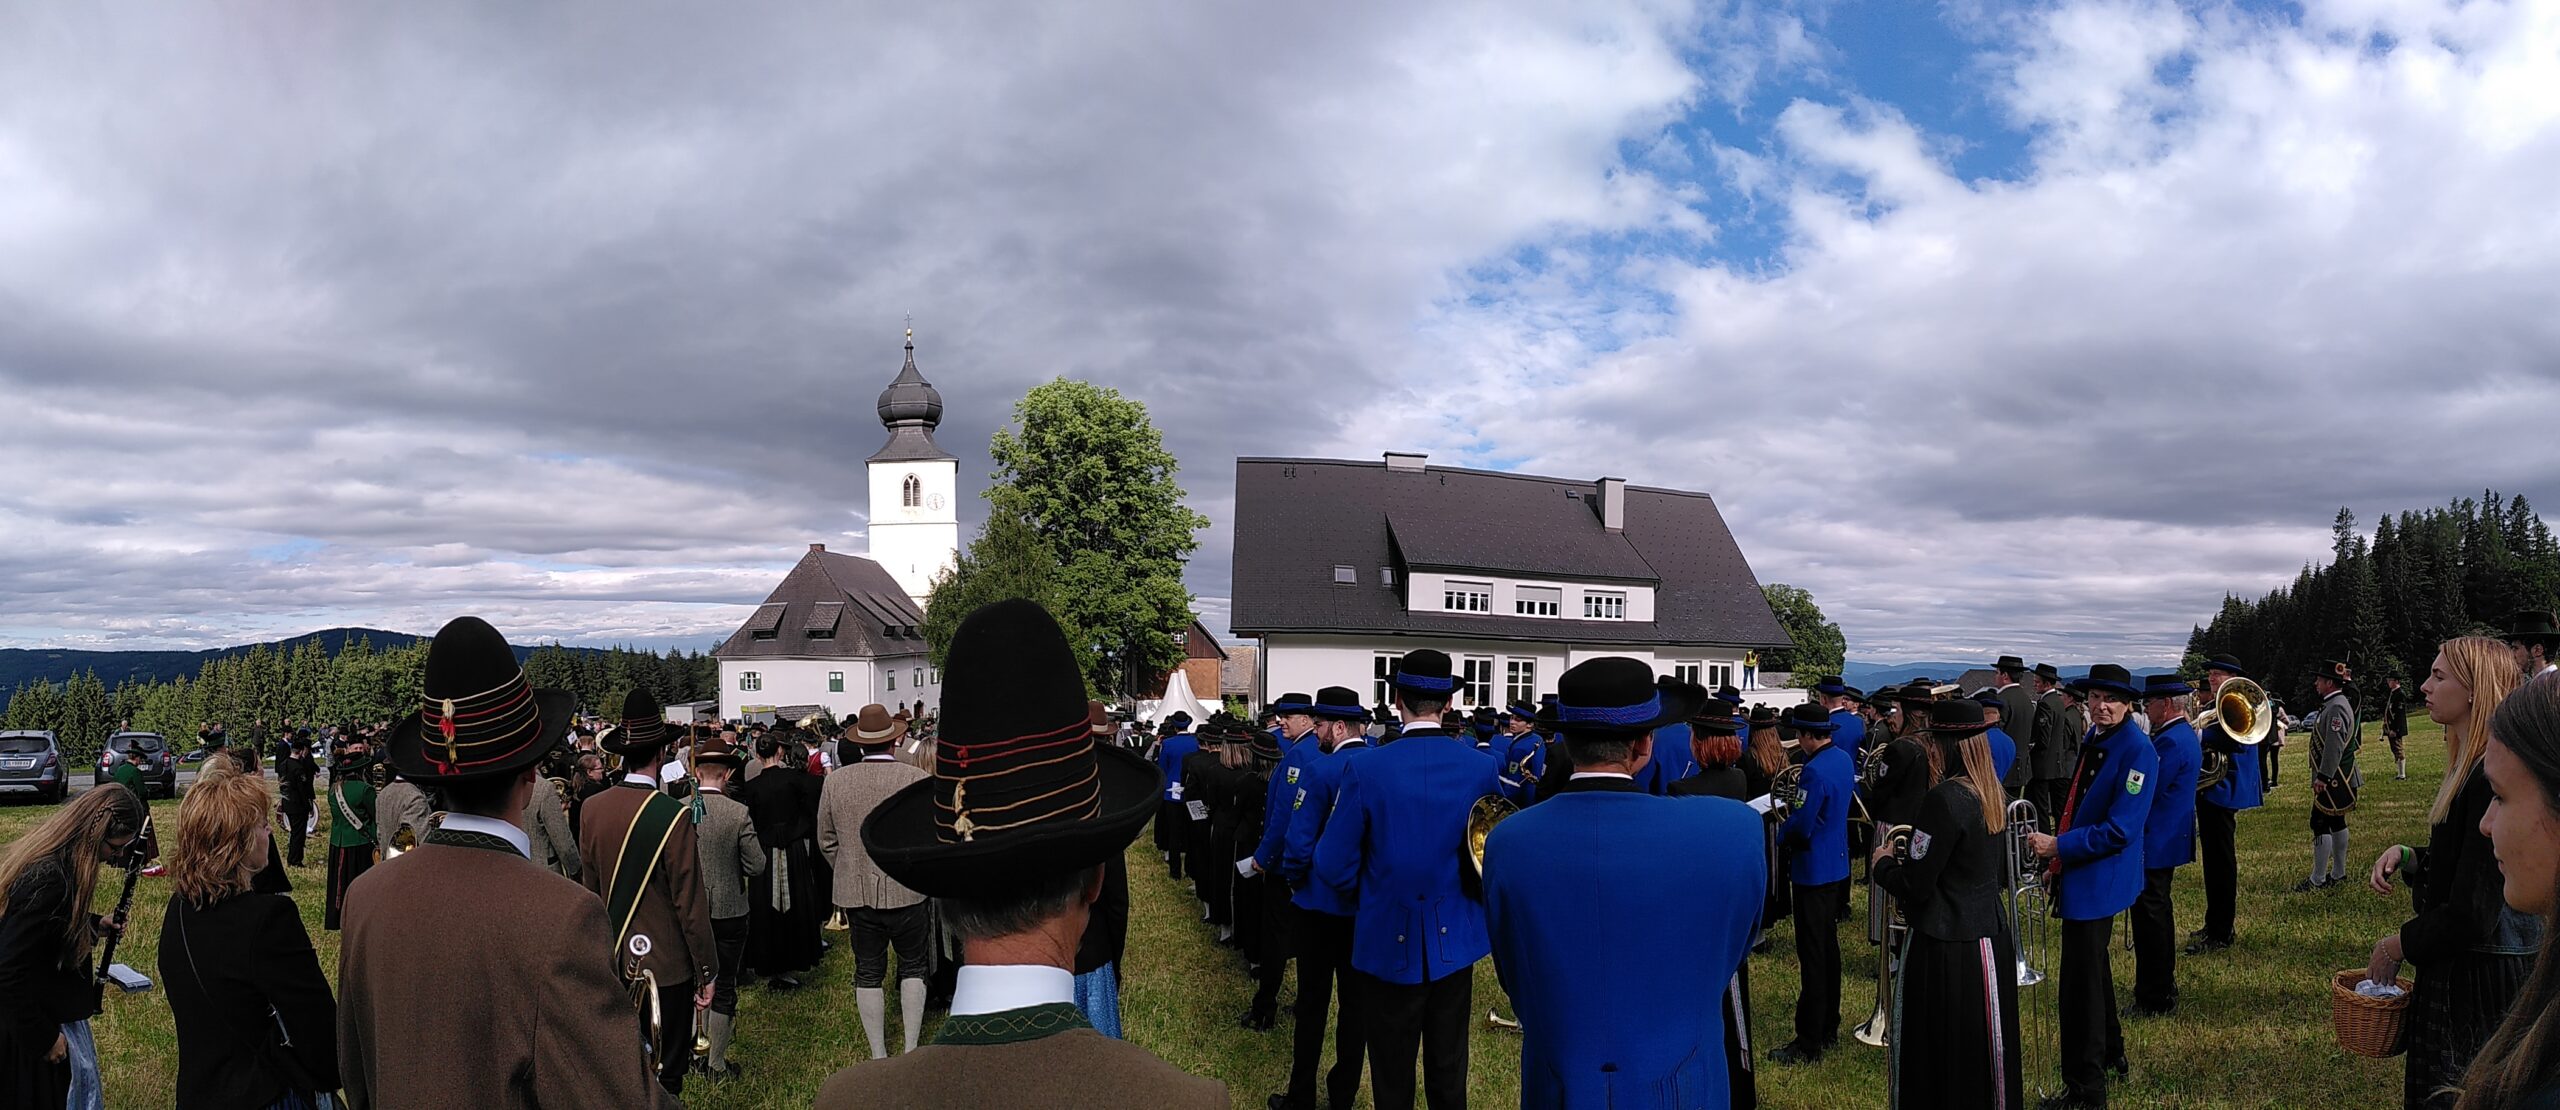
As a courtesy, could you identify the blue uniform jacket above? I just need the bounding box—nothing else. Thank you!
[1495,731,1546,804]
[2054,719,2158,921]
[1830,710,1867,762]
[1484,782,1764,1108]
[1312,728,1500,984]
[1778,744,1853,885]
[1252,734,1321,872]
[2195,718,2264,812]
[1635,721,1696,795]
[1156,733,1199,801]
[1987,726,2018,784]
[1282,738,1371,915]
[2144,718,2201,869]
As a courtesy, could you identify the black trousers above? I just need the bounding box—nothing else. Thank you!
[2311,802,2347,835]
[280,799,311,867]
[2260,744,2280,788]
[2130,868,2178,1011]
[2030,780,2070,832]
[1359,965,1472,1110]
[1287,907,1365,1108]
[2197,803,2238,943]
[1792,879,1847,1048]
[711,915,749,1016]
[655,978,695,1094]
[323,842,373,931]
[2059,917,2125,1103]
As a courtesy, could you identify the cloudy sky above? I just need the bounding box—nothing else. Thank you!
[5,0,2557,664]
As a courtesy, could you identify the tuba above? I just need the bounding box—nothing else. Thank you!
[2006,797,2061,1102]
[1766,763,1806,818]
[1853,823,1915,1049]
[2194,678,2273,790]
[1464,794,1518,889]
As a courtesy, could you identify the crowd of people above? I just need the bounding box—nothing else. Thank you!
[9,605,2560,1107]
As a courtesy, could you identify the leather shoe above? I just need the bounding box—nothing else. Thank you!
[1239,1009,1277,1032]
[2108,1055,2131,1081]
[1767,1041,1824,1065]
[2182,935,2231,956]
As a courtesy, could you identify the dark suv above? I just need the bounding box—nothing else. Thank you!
[94,732,176,799]
[0,731,68,804]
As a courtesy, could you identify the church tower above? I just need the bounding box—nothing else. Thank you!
[867,330,960,609]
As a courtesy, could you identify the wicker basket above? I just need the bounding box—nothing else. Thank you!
[2331,969,2413,1058]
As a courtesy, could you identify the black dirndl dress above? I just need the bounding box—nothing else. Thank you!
[1894,928,2024,1110]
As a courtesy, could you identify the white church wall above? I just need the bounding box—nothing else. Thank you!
[866,458,960,607]
[718,654,940,724]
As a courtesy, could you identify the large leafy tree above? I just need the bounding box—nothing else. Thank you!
[924,506,1067,666]
[1759,583,1845,685]
[985,379,1208,696]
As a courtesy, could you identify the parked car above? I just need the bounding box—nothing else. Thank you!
[0,730,69,804]
[94,732,177,799]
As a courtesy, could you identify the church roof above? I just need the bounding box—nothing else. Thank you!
[712,545,929,661]
[870,332,955,464]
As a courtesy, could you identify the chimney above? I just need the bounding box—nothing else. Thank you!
[809,543,827,554]
[1596,477,1626,531]
[1383,451,1427,473]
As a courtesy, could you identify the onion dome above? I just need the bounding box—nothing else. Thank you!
[877,330,944,428]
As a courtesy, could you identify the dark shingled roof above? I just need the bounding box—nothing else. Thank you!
[713,547,927,661]
[1230,457,1790,649]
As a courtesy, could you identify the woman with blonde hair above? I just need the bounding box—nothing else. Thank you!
[2368,635,2541,1108]
[0,783,147,1108]
[159,770,339,1108]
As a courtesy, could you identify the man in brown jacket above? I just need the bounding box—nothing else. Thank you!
[692,735,764,1080]
[817,703,931,1057]
[337,616,673,1109]
[581,689,718,1096]
[817,599,1224,1110]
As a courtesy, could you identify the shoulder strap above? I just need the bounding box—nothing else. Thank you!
[605,791,687,950]
[331,783,367,833]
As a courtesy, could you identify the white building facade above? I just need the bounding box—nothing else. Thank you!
[1230,455,1797,712]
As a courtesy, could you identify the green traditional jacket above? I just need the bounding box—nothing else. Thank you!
[329,778,378,849]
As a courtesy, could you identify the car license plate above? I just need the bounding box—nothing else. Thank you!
[0,758,32,771]
[0,784,35,794]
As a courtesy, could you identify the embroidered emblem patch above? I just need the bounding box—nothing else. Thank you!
[1909,831,1932,860]
[1292,787,1307,811]
[2126,769,2147,795]
[1286,767,1301,784]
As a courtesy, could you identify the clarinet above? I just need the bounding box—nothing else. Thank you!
[91,817,153,1013]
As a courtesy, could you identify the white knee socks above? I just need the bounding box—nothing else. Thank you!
[857,986,889,1059]
[2332,829,2351,881]
[902,978,927,1053]
[2311,834,2333,883]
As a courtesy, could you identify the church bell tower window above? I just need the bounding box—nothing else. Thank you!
[903,474,921,508]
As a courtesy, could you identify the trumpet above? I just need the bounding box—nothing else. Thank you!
[2006,798,2060,1102]
[1852,823,1914,1049]
[2195,677,2272,790]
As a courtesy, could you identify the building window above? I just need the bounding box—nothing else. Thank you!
[1379,566,1396,587]
[1505,659,1537,707]
[913,667,924,688]
[1583,590,1626,620]
[902,474,921,507]
[739,672,762,692]
[751,629,777,641]
[1333,565,1356,584]
[1514,586,1561,617]
[1374,653,1398,708]
[828,672,844,693]
[929,667,939,685]
[1672,662,1701,686]
[1708,662,1736,690]
[1461,656,1495,705]
[1443,581,1492,613]
[887,671,897,691]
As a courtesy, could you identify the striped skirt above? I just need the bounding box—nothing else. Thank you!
[1894,929,2024,1110]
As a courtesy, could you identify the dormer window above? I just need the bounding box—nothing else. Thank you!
[1333,565,1356,584]
[1442,581,1491,613]
[1514,586,1561,617]
[1584,590,1626,620]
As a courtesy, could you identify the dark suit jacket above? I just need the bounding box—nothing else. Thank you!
[338,832,674,1109]
[577,782,716,986]
[160,891,339,1106]
[813,1017,1224,1109]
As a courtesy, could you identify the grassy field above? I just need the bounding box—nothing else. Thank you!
[15,720,2440,1107]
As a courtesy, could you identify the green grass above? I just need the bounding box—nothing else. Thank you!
[14,722,2439,1107]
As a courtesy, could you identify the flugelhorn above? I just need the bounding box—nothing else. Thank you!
[625,933,663,1068]
[1852,823,1915,1049]
[2195,677,2272,790]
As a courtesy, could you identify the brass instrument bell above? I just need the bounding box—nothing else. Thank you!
[2194,677,2272,790]
[1463,794,1518,883]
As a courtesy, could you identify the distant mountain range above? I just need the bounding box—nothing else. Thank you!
[1841,660,2178,690]
[0,627,573,694]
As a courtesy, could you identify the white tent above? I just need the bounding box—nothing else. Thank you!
[1138,668,1217,728]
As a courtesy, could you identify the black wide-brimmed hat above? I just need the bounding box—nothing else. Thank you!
[862,600,1160,900]
[1813,674,1849,695]
[331,742,377,776]
[2509,610,2560,643]
[601,689,670,756]
[1390,650,1460,699]
[1971,688,2005,711]
[1309,686,1368,721]
[2201,654,2249,678]
[1689,707,1745,735]
[2142,673,2194,697]
[1270,692,1315,716]
[2033,662,2062,682]
[1554,658,1709,735]
[1531,693,1559,729]
[1749,705,1779,727]
[1995,655,2028,673]
[1782,702,1837,735]
[2068,663,2141,698]
[1929,699,1992,735]
[387,616,574,784]
[1714,685,1745,708]
[1889,681,1940,705]
[2316,658,2354,685]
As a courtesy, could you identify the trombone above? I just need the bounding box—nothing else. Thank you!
[1853,823,1914,1049]
[2006,797,2060,1101]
